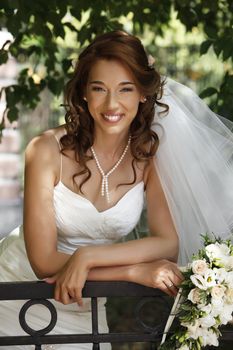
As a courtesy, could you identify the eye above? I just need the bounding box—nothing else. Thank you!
[120,87,134,92]
[91,86,105,92]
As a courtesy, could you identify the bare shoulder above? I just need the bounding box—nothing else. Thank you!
[25,125,66,162]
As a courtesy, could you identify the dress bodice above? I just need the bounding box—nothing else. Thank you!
[53,181,145,254]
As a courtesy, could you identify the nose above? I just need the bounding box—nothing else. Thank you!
[105,91,119,109]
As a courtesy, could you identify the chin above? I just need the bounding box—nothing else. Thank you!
[103,126,130,136]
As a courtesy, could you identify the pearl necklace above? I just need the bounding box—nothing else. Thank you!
[91,136,131,203]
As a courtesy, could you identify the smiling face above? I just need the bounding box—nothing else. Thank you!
[85,59,144,138]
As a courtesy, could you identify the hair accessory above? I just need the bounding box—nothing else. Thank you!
[148,54,155,67]
[91,136,131,203]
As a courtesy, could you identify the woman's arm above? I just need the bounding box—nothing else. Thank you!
[23,133,71,278]
[46,258,183,304]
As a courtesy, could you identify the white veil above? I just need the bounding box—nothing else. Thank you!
[153,78,233,265]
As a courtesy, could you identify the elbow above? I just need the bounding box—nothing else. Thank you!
[29,257,54,280]
[33,269,50,280]
[32,264,51,280]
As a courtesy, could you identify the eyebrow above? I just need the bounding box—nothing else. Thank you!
[89,80,135,85]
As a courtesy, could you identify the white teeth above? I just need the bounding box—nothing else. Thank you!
[103,115,121,121]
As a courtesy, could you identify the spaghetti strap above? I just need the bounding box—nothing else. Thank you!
[53,134,62,182]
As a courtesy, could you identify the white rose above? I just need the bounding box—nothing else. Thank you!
[185,321,201,339]
[188,288,202,304]
[191,260,208,275]
[200,328,219,347]
[225,271,233,288]
[211,284,226,300]
[214,267,228,283]
[199,314,216,328]
[225,256,233,270]
[210,301,224,317]
[198,303,212,313]
[205,243,230,267]
[219,304,233,324]
[226,288,233,304]
[211,297,224,308]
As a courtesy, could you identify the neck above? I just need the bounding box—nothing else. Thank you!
[93,132,130,158]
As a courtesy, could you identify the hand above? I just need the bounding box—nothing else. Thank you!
[44,248,90,306]
[130,259,184,297]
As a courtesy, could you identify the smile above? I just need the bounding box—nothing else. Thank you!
[102,114,123,122]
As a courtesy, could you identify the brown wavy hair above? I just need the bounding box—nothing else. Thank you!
[61,30,168,192]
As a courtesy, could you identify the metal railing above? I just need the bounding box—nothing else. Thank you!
[0,280,171,349]
[0,281,233,349]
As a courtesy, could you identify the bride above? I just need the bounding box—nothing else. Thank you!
[0,30,233,349]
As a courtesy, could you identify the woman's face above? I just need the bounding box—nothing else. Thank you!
[85,59,144,137]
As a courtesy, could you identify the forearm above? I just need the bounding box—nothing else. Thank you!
[34,236,178,279]
[87,264,133,282]
[81,236,179,270]
[87,259,182,292]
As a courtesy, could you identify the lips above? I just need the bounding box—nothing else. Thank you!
[102,114,123,123]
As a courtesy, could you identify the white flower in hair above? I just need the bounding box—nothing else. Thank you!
[148,54,155,66]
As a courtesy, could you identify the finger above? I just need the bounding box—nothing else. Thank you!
[66,288,77,304]
[167,280,178,289]
[169,285,179,296]
[54,283,61,303]
[61,287,72,305]
[164,282,178,297]
[157,282,173,297]
[174,269,185,281]
[74,288,83,307]
[166,269,184,286]
[171,275,183,288]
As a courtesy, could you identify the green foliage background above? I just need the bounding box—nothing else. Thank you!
[0,0,233,132]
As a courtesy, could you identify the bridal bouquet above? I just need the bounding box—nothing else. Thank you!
[160,234,233,350]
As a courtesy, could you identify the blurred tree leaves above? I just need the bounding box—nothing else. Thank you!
[174,0,233,118]
[0,0,232,134]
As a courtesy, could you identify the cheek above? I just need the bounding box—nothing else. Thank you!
[127,99,140,115]
[87,97,103,114]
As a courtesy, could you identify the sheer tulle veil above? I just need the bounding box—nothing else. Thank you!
[152,78,233,265]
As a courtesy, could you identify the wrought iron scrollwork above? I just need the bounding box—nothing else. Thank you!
[19,298,57,336]
[19,298,57,350]
[134,296,171,334]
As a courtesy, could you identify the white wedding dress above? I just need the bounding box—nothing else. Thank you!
[0,148,145,350]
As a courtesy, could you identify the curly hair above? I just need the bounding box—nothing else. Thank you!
[61,30,168,193]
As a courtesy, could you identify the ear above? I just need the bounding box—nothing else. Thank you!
[83,96,87,101]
